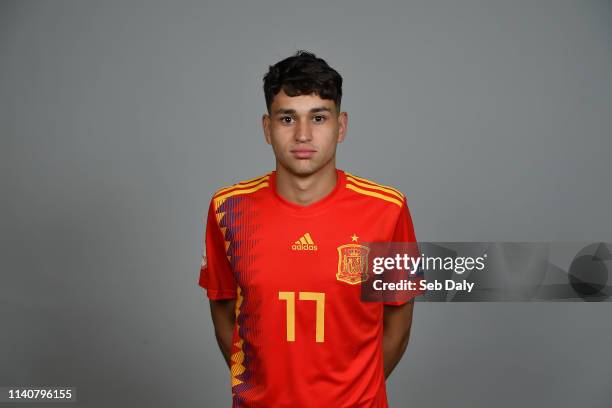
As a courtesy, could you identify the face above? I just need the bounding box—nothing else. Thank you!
[262,89,348,177]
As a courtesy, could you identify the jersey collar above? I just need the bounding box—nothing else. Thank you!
[269,168,346,215]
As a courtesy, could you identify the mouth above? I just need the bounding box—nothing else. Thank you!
[290,149,317,159]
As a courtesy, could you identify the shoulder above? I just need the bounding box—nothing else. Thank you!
[211,173,272,208]
[343,171,406,209]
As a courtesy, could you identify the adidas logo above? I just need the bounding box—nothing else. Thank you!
[291,233,318,251]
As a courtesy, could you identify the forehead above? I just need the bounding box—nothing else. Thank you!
[270,89,336,113]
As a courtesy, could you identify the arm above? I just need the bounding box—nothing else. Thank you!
[382,300,415,379]
[209,298,236,368]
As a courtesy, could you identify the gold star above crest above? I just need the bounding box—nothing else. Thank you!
[351,234,359,242]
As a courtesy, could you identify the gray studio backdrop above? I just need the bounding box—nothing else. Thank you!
[1,1,611,407]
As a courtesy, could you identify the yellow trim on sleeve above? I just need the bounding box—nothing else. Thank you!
[214,174,270,196]
[346,183,403,207]
[213,181,269,210]
[345,175,404,201]
[345,172,404,198]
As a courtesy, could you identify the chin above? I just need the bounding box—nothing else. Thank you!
[283,162,320,177]
[291,167,318,177]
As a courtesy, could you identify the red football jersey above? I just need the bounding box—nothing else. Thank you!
[200,169,421,408]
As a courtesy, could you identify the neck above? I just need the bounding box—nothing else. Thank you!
[275,162,338,206]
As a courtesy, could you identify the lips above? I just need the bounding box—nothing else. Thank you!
[291,149,316,159]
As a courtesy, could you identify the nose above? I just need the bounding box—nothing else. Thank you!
[294,119,312,142]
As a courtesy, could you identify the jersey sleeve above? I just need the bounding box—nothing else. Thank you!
[384,197,425,305]
[392,197,416,243]
[198,198,237,300]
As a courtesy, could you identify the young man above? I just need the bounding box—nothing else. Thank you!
[199,51,422,407]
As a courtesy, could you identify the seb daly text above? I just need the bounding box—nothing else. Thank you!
[370,253,488,294]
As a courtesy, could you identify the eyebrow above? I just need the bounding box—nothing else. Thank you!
[274,107,333,115]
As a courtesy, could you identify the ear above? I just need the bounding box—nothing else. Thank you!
[337,111,348,143]
[262,113,272,145]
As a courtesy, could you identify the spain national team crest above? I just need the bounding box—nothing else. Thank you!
[336,235,369,285]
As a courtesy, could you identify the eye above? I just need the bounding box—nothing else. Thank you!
[313,115,326,123]
[280,116,294,124]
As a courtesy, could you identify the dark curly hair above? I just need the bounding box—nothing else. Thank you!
[263,50,343,114]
